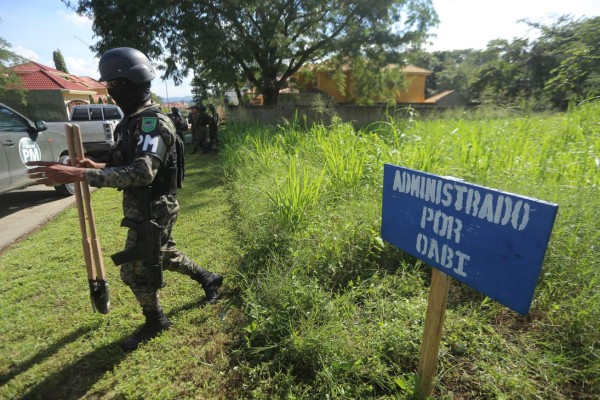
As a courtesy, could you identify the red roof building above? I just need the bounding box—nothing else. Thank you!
[10,62,110,113]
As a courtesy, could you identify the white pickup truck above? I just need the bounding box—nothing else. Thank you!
[46,104,123,159]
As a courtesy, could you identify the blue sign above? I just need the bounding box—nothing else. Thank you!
[381,164,558,314]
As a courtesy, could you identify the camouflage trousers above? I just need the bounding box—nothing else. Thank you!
[192,127,209,152]
[208,124,219,149]
[119,211,206,310]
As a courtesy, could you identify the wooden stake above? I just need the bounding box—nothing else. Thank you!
[65,124,95,282]
[416,268,451,399]
[65,124,109,313]
[72,125,106,280]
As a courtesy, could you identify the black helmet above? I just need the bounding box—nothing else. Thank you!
[171,107,179,113]
[198,105,207,111]
[98,47,156,84]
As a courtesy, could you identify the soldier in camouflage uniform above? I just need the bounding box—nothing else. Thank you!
[26,47,223,351]
[207,104,220,151]
[189,104,211,153]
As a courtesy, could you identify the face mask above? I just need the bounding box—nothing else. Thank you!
[108,82,151,115]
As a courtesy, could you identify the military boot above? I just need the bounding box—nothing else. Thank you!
[191,269,223,304]
[121,306,171,351]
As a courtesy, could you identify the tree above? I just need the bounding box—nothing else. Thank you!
[0,35,28,104]
[408,48,493,101]
[64,0,438,105]
[530,16,600,107]
[406,16,600,109]
[470,38,534,105]
[150,92,163,105]
[53,49,70,73]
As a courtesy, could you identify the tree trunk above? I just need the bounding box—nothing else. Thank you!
[234,83,244,106]
[261,83,280,106]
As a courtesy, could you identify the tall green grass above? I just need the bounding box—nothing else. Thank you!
[1,104,597,399]
[221,102,599,399]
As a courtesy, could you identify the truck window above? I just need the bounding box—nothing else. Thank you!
[71,108,90,121]
[0,106,29,132]
[103,107,122,120]
[89,108,103,121]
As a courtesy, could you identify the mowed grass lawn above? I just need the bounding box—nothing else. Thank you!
[0,151,245,399]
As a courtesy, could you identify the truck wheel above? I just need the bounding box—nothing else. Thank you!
[54,155,75,197]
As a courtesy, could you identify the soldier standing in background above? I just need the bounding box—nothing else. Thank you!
[168,107,188,140]
[207,104,219,152]
[189,104,212,154]
[27,47,223,351]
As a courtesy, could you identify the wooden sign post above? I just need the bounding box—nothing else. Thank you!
[380,164,558,398]
[416,268,450,398]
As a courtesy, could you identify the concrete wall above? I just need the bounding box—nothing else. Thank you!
[225,104,445,130]
[1,90,68,122]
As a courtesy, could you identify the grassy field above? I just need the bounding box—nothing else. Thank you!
[0,152,245,399]
[1,102,598,399]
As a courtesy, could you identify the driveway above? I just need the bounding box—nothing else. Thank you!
[0,185,77,253]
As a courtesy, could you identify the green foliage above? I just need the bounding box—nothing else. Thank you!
[0,35,27,104]
[538,16,600,107]
[408,15,600,110]
[150,91,163,105]
[64,0,438,105]
[321,58,410,105]
[52,49,69,74]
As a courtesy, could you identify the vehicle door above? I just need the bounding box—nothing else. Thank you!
[0,105,52,188]
[0,128,10,189]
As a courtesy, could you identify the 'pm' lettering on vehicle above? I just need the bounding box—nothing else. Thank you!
[19,138,42,166]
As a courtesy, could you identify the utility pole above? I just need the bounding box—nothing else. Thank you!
[164,80,170,106]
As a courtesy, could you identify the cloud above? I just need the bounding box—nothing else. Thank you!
[13,46,39,61]
[60,11,93,28]
[65,55,100,78]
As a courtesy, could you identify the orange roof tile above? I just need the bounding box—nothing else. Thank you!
[16,70,93,91]
[70,75,106,90]
[11,62,98,92]
[424,90,455,103]
[12,61,63,74]
[162,101,189,109]
[303,62,432,75]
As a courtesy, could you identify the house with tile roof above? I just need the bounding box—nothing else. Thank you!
[3,62,110,121]
[293,63,465,107]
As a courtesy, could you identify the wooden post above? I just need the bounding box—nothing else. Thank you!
[65,124,109,313]
[65,124,95,283]
[415,268,451,399]
[72,125,106,281]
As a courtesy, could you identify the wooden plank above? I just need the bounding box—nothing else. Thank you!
[416,268,451,399]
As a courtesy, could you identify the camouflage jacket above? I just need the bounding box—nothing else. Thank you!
[189,111,212,132]
[85,104,179,221]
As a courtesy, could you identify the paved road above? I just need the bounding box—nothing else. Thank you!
[0,185,77,252]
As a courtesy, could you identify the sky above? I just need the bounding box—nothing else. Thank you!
[1,0,599,100]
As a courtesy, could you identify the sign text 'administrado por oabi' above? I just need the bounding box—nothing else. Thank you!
[381,164,558,314]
